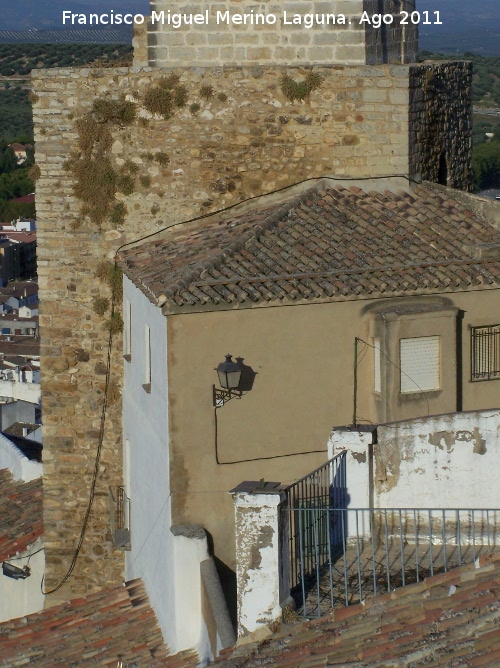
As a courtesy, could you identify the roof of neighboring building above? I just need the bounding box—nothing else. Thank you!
[0,577,199,667]
[2,426,42,461]
[0,468,42,561]
[0,231,36,243]
[118,178,500,313]
[0,336,39,357]
[214,551,500,667]
[10,193,35,204]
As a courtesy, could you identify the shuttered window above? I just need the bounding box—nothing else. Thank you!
[400,336,440,394]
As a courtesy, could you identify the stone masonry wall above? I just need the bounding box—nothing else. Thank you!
[146,0,417,68]
[32,59,470,602]
[409,61,473,190]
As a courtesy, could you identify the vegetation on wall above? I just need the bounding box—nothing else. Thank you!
[280,71,323,103]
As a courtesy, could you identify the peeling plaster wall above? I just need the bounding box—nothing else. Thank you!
[375,410,500,509]
[233,492,283,636]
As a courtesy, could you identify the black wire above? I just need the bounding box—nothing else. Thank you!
[41,264,117,596]
[114,173,417,257]
[356,336,430,417]
[214,406,325,465]
[4,547,44,562]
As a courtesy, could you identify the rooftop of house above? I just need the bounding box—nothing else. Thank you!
[117,178,500,314]
[0,336,39,357]
[0,468,42,561]
[214,551,500,667]
[0,577,199,667]
[2,426,42,461]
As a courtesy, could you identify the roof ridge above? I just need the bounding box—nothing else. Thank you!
[166,185,322,300]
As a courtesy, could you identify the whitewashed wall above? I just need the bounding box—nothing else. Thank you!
[0,432,42,482]
[0,538,45,622]
[375,409,500,509]
[122,276,213,663]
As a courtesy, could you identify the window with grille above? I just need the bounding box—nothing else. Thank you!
[400,336,440,394]
[471,325,500,381]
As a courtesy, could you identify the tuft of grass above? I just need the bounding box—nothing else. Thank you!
[218,92,228,102]
[154,151,170,166]
[71,156,116,225]
[200,84,214,99]
[75,116,112,154]
[28,164,41,182]
[140,174,151,188]
[110,201,127,226]
[281,71,323,103]
[151,203,160,215]
[93,296,110,316]
[107,311,124,334]
[143,85,174,119]
[92,96,136,125]
[116,173,135,195]
[189,102,201,114]
[174,85,188,108]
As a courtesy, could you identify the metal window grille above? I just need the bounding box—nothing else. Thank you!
[471,324,500,381]
[109,486,131,550]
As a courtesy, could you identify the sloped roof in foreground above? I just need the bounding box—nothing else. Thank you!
[117,178,500,313]
[214,551,500,667]
[0,468,42,561]
[0,578,199,667]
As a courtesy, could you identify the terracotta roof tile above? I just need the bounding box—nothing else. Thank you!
[212,551,500,668]
[0,468,42,561]
[0,578,199,667]
[118,180,500,312]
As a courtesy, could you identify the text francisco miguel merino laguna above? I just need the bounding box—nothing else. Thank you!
[63,9,373,28]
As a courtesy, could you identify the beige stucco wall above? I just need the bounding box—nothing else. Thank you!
[167,287,500,573]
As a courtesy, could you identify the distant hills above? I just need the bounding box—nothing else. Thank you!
[0,0,498,55]
[419,0,500,56]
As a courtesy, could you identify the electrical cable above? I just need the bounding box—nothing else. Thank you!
[356,336,431,417]
[214,406,325,465]
[41,263,118,596]
[113,172,419,257]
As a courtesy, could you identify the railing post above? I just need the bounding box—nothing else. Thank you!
[230,481,290,638]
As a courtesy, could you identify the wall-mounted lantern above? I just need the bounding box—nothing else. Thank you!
[2,562,31,579]
[213,354,243,407]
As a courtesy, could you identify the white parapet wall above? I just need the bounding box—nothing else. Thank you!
[0,432,42,482]
[329,409,500,511]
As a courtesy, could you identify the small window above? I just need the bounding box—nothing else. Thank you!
[142,325,151,393]
[373,338,381,393]
[124,300,131,361]
[400,336,440,393]
[471,324,500,381]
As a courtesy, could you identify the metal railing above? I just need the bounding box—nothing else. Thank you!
[283,451,347,590]
[109,486,131,551]
[287,507,500,618]
[471,324,500,380]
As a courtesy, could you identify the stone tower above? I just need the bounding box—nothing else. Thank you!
[32,0,471,604]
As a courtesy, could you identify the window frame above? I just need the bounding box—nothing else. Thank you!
[471,324,500,382]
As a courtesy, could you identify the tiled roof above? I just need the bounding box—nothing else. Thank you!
[117,179,500,312]
[214,552,500,667]
[0,468,42,561]
[0,577,199,667]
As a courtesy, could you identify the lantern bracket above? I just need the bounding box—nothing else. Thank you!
[213,385,242,408]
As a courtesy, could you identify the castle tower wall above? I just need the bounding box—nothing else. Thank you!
[144,0,418,68]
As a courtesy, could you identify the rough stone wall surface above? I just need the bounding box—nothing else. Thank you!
[147,0,416,67]
[363,0,417,65]
[409,61,473,190]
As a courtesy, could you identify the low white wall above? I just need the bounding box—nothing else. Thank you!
[0,380,40,404]
[0,538,45,622]
[375,409,500,509]
[0,432,42,482]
